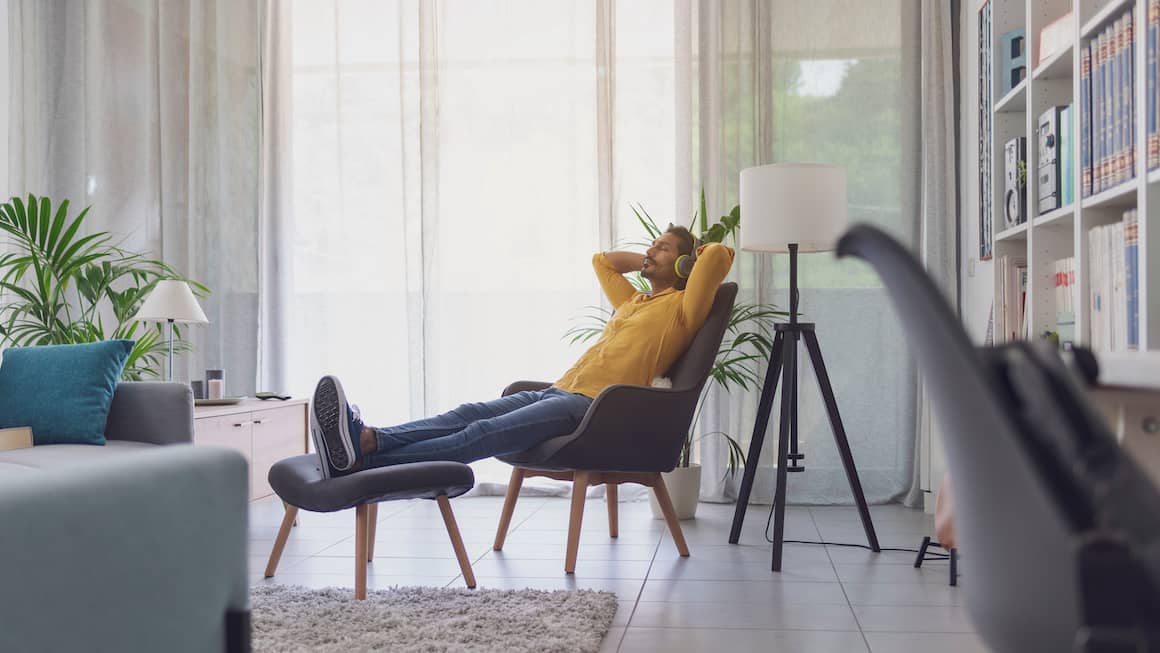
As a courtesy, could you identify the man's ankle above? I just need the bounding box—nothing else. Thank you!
[360,426,377,456]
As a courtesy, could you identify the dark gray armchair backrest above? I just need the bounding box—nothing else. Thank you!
[499,283,738,472]
[837,224,1132,651]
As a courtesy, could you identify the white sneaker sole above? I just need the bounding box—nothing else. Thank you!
[310,375,355,477]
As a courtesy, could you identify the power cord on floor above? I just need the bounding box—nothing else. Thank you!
[762,501,949,557]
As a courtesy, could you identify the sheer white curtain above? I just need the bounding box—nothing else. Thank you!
[6,0,261,391]
[688,1,923,504]
[285,0,924,500]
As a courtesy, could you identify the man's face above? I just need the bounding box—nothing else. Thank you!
[641,232,684,286]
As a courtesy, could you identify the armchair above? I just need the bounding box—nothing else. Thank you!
[493,283,738,573]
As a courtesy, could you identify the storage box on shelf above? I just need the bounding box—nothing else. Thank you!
[977,0,1160,383]
[193,398,308,501]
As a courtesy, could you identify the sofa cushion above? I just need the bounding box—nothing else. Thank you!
[0,340,134,446]
[0,440,156,473]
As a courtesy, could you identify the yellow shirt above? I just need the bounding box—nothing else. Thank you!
[554,243,736,398]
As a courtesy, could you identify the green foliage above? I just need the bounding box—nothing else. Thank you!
[565,192,787,471]
[0,195,209,380]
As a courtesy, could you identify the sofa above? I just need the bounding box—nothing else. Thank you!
[0,382,251,652]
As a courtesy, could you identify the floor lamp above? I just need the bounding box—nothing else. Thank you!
[727,163,880,571]
[132,280,209,382]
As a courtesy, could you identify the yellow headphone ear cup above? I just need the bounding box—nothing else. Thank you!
[675,254,695,279]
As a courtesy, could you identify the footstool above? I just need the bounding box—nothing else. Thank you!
[262,454,477,599]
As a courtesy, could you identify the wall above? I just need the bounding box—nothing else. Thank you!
[958,0,994,345]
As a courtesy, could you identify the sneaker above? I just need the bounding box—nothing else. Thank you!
[310,375,360,478]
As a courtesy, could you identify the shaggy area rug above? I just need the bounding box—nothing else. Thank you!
[251,584,619,653]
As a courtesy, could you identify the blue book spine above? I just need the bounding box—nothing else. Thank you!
[1095,34,1103,193]
[1122,12,1132,179]
[1083,46,1092,197]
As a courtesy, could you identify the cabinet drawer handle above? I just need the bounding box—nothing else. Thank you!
[232,422,247,428]
[253,419,264,425]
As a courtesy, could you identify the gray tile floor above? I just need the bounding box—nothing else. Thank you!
[250,495,991,652]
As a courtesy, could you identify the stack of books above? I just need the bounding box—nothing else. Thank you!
[1088,209,1139,352]
[1081,8,1136,197]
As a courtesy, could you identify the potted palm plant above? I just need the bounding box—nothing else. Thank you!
[565,193,784,519]
[0,195,208,380]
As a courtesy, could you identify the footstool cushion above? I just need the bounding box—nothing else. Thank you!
[268,455,475,513]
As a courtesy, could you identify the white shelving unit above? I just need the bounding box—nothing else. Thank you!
[979,0,1160,384]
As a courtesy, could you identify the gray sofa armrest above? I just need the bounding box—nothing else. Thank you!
[105,381,194,445]
[0,445,249,653]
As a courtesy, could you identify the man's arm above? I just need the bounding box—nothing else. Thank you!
[602,251,647,274]
[680,243,735,326]
[592,252,642,310]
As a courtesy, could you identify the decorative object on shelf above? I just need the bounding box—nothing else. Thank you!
[132,280,210,382]
[726,163,879,572]
[1000,28,1027,94]
[0,195,210,380]
[205,369,225,399]
[1038,106,1064,214]
[1037,11,1073,67]
[1004,136,1028,228]
[978,1,993,261]
[191,380,206,400]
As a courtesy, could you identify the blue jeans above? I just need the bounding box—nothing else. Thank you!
[362,387,593,467]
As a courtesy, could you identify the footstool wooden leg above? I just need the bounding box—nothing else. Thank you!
[265,505,300,578]
[367,504,379,561]
[355,504,369,599]
[606,483,619,538]
[437,495,476,589]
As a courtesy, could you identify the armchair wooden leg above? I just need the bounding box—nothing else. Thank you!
[565,471,591,574]
[355,504,369,599]
[367,504,379,561]
[651,474,690,557]
[606,483,619,538]
[494,467,525,551]
[264,504,299,578]
[437,495,477,589]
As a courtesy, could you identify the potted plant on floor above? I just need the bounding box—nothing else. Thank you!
[0,194,209,379]
[565,193,784,519]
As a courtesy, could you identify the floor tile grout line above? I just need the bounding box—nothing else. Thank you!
[614,506,666,653]
[810,507,873,652]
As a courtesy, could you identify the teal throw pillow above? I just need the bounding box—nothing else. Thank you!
[0,340,134,445]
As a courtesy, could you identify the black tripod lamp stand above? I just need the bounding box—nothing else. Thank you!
[727,163,880,571]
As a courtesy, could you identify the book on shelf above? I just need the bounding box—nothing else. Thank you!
[1087,209,1139,353]
[997,254,1028,342]
[1055,256,1077,345]
[1082,45,1093,197]
[1062,104,1074,206]
[1151,0,1160,170]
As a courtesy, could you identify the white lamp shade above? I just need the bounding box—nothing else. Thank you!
[132,280,209,324]
[739,163,849,253]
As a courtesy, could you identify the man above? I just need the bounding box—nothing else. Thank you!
[311,225,735,478]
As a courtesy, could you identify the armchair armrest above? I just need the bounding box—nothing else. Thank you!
[502,380,554,396]
[105,382,194,445]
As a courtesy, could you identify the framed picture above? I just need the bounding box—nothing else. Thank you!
[979,0,993,261]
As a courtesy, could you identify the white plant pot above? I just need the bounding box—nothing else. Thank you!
[649,463,702,520]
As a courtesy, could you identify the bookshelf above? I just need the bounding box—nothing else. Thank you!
[977,0,1160,386]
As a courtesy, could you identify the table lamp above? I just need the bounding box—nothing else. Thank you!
[132,280,209,381]
[726,163,880,571]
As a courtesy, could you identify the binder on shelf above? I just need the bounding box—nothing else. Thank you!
[1038,106,1064,214]
[1082,45,1092,197]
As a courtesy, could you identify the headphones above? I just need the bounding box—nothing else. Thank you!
[670,224,701,279]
